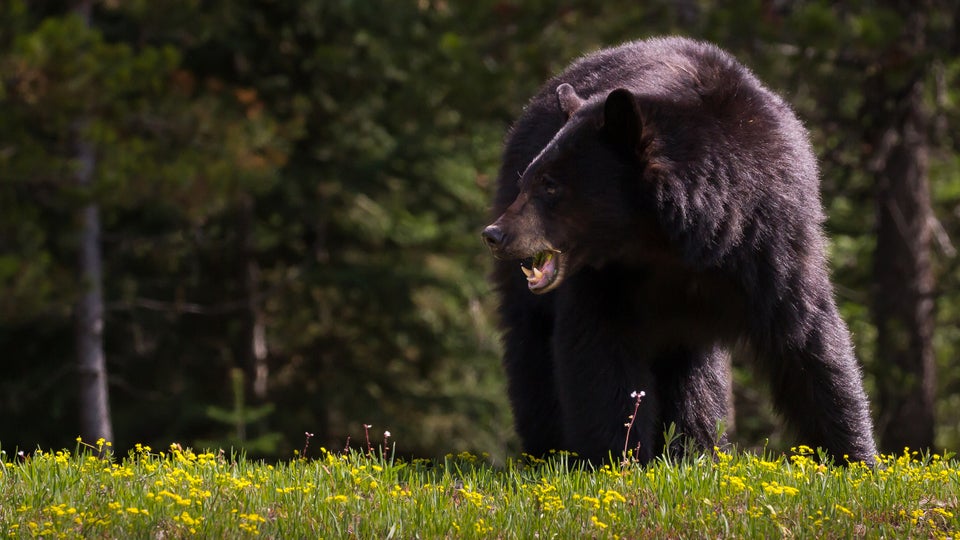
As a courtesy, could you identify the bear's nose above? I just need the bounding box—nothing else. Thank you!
[481,225,505,250]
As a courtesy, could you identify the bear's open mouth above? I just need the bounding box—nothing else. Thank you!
[521,250,562,292]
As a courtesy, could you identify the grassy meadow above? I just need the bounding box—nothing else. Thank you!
[1,437,959,538]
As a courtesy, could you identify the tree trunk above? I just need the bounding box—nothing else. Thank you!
[240,196,269,401]
[75,129,114,444]
[872,76,935,453]
[74,1,114,446]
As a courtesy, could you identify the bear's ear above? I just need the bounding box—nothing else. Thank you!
[601,88,642,150]
[556,83,583,118]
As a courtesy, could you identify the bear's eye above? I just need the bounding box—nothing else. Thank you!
[541,176,560,197]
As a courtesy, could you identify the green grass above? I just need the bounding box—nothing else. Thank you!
[1,439,959,538]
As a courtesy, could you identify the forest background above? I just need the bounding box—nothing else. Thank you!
[1,0,958,462]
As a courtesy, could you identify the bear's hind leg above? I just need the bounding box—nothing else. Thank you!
[760,295,877,464]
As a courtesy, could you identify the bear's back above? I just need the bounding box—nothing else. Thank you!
[523,38,751,119]
[500,37,817,213]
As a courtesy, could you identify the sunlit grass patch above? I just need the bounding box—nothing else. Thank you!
[1,439,959,538]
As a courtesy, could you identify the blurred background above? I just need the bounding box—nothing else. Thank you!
[1,0,958,461]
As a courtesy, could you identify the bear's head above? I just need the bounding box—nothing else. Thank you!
[482,83,657,294]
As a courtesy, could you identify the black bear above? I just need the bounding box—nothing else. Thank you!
[482,36,877,464]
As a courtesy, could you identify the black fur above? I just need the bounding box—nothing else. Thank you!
[483,37,876,464]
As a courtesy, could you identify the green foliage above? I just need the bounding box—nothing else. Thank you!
[1,0,959,461]
[0,0,517,458]
[196,369,281,456]
[2,441,959,538]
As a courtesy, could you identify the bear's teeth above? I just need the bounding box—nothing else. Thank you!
[533,267,544,280]
[521,266,533,278]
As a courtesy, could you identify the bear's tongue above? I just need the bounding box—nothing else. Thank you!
[521,251,557,290]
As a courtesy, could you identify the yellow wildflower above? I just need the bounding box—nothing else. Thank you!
[762,481,799,496]
[835,504,854,517]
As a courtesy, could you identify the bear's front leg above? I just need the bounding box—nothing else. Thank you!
[496,262,565,457]
[551,276,663,465]
[654,345,732,456]
[550,331,662,465]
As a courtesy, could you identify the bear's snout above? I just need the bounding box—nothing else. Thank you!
[481,224,506,252]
